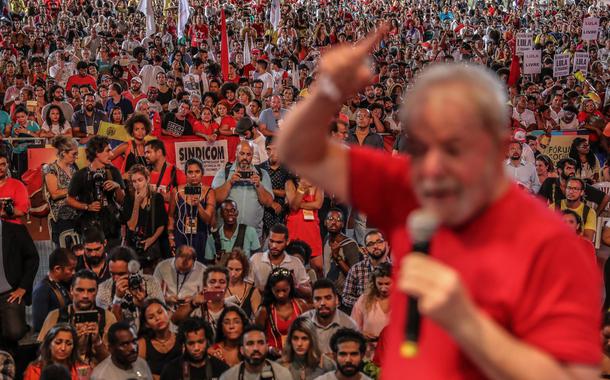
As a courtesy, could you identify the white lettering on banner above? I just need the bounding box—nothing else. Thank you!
[523,50,541,74]
[516,32,533,55]
[165,121,186,137]
[553,53,570,77]
[573,52,590,74]
[582,17,599,41]
[175,140,228,177]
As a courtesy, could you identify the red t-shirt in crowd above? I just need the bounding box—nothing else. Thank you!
[0,178,30,224]
[65,74,98,93]
[348,147,601,380]
[150,162,186,193]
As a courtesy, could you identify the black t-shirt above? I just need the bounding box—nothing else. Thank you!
[162,113,194,137]
[160,356,230,380]
[158,87,174,105]
[68,165,126,237]
[123,192,168,241]
[538,177,605,205]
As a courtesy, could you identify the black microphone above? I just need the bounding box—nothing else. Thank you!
[400,209,439,358]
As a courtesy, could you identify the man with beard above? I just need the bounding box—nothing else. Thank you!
[161,99,198,137]
[235,117,268,165]
[258,95,288,137]
[122,77,147,109]
[38,270,117,364]
[42,85,75,122]
[313,328,371,380]
[32,248,76,332]
[261,140,292,237]
[249,224,311,297]
[160,317,229,379]
[212,141,274,237]
[144,139,186,205]
[71,93,109,143]
[342,230,390,313]
[322,209,360,294]
[219,325,292,380]
[91,321,152,380]
[301,279,358,355]
[145,86,163,114]
[504,141,539,193]
[539,157,609,213]
[550,177,597,242]
[76,227,111,283]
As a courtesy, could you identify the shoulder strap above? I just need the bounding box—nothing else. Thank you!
[233,224,247,250]
[44,278,67,310]
[224,162,232,182]
[583,204,590,226]
[170,165,178,188]
[212,229,222,261]
[57,305,70,323]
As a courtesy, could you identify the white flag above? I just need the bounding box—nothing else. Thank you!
[270,0,280,31]
[138,0,156,38]
[292,63,300,90]
[243,35,251,65]
[177,0,190,39]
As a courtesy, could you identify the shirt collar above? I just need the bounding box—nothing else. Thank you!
[262,251,291,264]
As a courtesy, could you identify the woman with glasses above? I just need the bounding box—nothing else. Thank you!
[221,249,261,319]
[280,317,335,380]
[44,136,79,246]
[208,305,248,367]
[24,323,90,380]
[254,267,310,358]
[351,262,392,359]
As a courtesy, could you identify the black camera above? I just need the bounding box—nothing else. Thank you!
[91,169,106,203]
[184,185,201,195]
[128,272,143,291]
[239,171,253,179]
[0,198,14,216]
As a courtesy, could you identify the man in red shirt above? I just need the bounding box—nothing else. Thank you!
[66,61,98,93]
[144,139,186,205]
[0,151,29,224]
[277,27,600,380]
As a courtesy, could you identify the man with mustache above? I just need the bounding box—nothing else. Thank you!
[71,93,109,144]
[277,27,600,379]
[301,279,358,355]
[160,317,229,379]
[38,269,117,364]
[313,328,371,380]
[75,227,111,283]
[504,140,539,193]
[219,325,292,380]
[342,230,389,313]
[91,321,152,380]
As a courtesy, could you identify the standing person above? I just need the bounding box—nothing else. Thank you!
[71,93,108,144]
[280,317,336,380]
[207,306,249,367]
[219,325,293,380]
[322,209,360,296]
[137,299,181,379]
[260,140,292,238]
[90,321,153,380]
[254,267,310,356]
[160,317,229,380]
[168,158,215,262]
[277,28,600,378]
[0,149,30,224]
[312,329,372,380]
[285,176,324,275]
[0,217,39,352]
[24,324,90,380]
[144,140,186,207]
[43,136,79,246]
[112,114,152,175]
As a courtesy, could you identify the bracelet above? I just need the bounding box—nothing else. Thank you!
[317,74,342,102]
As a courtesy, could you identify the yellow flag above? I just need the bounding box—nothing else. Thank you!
[574,70,586,83]
[97,122,131,142]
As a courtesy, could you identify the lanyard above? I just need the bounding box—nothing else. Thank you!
[176,269,190,296]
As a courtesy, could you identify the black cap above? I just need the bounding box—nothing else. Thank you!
[235,117,254,134]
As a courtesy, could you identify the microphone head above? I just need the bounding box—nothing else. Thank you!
[127,260,141,274]
[407,209,439,244]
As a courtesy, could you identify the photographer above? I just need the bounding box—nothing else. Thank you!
[123,164,167,273]
[0,149,29,224]
[168,158,215,262]
[38,269,116,365]
[67,135,126,247]
[212,140,274,238]
[96,246,163,334]
[75,227,111,283]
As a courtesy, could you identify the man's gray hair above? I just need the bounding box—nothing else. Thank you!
[401,63,509,142]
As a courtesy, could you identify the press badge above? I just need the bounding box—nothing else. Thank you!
[185,216,198,234]
[86,125,94,135]
[303,210,315,221]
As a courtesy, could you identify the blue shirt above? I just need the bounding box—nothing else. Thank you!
[258,108,288,133]
[204,224,261,260]
[11,121,41,153]
[211,164,274,237]
[0,111,10,136]
[105,96,134,119]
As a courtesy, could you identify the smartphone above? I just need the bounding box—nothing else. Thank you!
[204,290,225,302]
[74,310,99,324]
[184,185,201,195]
[239,171,253,179]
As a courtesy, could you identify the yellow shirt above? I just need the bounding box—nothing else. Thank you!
[552,200,597,232]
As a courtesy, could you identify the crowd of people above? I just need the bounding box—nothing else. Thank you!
[0,0,607,378]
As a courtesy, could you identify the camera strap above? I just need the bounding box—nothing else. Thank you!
[237,360,276,380]
[155,162,168,189]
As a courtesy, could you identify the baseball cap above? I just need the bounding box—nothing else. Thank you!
[235,117,255,134]
[131,76,142,83]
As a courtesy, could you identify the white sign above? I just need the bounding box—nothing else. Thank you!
[582,17,599,41]
[573,52,590,74]
[516,32,533,55]
[553,53,570,77]
[174,140,228,177]
[523,50,541,74]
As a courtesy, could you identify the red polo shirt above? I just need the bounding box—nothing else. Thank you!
[349,147,601,380]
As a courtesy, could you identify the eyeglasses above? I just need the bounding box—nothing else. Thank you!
[566,186,582,191]
[365,239,385,247]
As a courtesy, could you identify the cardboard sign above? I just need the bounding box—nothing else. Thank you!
[516,32,533,55]
[174,139,228,177]
[531,130,590,164]
[582,17,599,41]
[523,50,541,74]
[553,53,570,77]
[573,51,590,74]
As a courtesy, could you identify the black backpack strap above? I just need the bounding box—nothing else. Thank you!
[224,162,233,183]
[233,224,247,250]
[57,305,70,324]
[170,165,178,188]
[583,204,590,226]
[97,306,106,336]
[212,229,223,262]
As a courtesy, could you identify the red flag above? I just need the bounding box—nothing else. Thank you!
[507,41,520,87]
[221,9,229,82]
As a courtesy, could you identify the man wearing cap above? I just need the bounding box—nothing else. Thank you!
[122,77,146,109]
[66,61,98,93]
[235,117,268,165]
[505,140,540,193]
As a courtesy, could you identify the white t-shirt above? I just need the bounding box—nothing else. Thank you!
[256,72,274,94]
[512,108,537,129]
[91,357,153,380]
[42,121,72,136]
